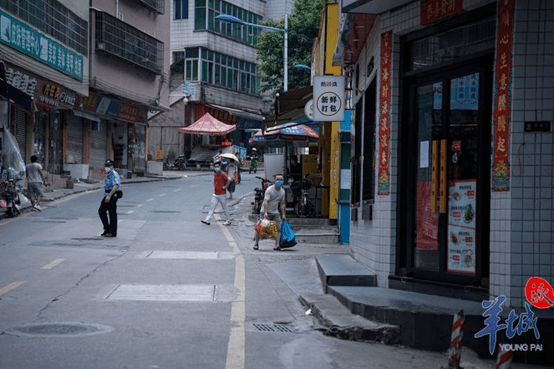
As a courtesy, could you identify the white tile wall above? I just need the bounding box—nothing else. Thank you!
[349,0,554,307]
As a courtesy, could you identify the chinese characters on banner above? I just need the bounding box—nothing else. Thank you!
[492,0,515,191]
[420,0,463,25]
[378,31,392,196]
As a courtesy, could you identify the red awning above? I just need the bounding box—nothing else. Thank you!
[178,113,236,136]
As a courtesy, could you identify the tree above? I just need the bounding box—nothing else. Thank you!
[255,0,324,94]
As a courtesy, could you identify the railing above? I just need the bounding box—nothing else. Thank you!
[136,0,165,14]
[95,11,164,74]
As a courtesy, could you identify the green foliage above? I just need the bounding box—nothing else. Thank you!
[255,0,323,93]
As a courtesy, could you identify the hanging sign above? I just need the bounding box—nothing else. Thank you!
[378,31,392,196]
[421,0,463,25]
[313,76,345,122]
[492,0,515,192]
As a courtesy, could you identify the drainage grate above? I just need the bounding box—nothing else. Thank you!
[252,323,293,333]
[5,322,113,338]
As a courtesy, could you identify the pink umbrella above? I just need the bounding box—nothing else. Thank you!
[179,113,236,136]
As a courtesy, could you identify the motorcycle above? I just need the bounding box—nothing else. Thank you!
[163,155,186,171]
[293,180,315,218]
[252,176,272,215]
[0,179,21,218]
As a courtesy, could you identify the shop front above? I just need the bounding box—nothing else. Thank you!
[396,6,497,296]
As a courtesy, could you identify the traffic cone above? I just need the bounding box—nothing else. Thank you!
[447,310,465,369]
[496,342,513,369]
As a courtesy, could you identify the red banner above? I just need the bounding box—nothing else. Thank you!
[378,31,392,196]
[492,0,515,192]
[421,0,463,25]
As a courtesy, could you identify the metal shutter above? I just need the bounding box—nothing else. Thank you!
[90,119,107,169]
[65,111,83,163]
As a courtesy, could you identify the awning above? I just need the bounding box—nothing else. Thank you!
[342,0,413,14]
[179,112,236,136]
[208,104,263,122]
[73,109,101,122]
[0,84,33,111]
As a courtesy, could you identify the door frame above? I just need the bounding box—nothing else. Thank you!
[398,55,493,287]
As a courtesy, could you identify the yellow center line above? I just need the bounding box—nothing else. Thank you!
[42,258,66,270]
[217,215,245,369]
[0,281,25,297]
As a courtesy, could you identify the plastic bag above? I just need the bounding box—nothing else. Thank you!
[1,129,26,178]
[280,220,297,248]
[255,218,278,239]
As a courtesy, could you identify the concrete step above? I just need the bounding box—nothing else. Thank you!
[316,254,377,292]
[295,230,339,245]
[299,293,400,345]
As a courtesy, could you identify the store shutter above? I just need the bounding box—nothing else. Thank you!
[65,111,83,164]
[90,119,108,169]
[12,105,27,161]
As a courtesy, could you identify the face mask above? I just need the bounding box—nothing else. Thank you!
[105,167,111,172]
[214,168,221,173]
[275,180,284,188]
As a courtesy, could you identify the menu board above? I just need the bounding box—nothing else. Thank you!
[447,180,476,274]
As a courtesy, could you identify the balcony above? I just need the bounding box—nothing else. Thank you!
[136,0,165,14]
[95,11,164,74]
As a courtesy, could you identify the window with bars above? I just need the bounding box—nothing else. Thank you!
[194,0,261,45]
[0,0,88,55]
[137,0,165,14]
[95,11,164,74]
[184,47,259,94]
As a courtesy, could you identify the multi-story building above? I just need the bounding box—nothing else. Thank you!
[148,0,293,163]
[0,0,170,180]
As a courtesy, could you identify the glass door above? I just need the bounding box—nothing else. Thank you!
[411,70,487,280]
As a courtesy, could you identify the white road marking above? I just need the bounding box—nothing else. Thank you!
[146,198,154,202]
[0,281,25,297]
[173,188,182,192]
[218,215,246,369]
[189,184,200,188]
[126,210,134,214]
[159,193,166,197]
[42,258,65,270]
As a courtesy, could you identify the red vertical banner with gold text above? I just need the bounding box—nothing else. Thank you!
[378,31,393,196]
[492,0,515,192]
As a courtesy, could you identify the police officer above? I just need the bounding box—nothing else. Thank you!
[99,159,121,237]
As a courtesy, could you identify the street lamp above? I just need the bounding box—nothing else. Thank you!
[216,14,288,92]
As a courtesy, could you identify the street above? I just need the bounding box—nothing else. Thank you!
[0,171,538,369]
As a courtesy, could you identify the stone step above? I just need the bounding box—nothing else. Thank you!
[316,254,377,292]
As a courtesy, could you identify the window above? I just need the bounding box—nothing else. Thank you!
[193,0,261,46]
[2,0,88,55]
[362,78,377,204]
[174,0,188,19]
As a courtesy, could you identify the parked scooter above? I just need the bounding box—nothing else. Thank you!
[163,155,186,171]
[252,176,272,215]
[0,179,21,218]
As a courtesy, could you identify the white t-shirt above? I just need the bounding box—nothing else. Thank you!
[26,162,43,183]
[263,185,285,215]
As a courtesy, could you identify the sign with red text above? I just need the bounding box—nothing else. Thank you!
[313,75,345,122]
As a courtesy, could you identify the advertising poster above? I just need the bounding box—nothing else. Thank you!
[447,180,477,274]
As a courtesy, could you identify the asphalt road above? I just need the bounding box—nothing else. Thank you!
[0,171,513,369]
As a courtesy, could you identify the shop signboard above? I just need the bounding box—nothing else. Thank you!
[492,0,515,192]
[421,0,463,25]
[378,31,392,196]
[447,180,476,274]
[313,75,345,122]
[35,78,77,110]
[0,10,83,81]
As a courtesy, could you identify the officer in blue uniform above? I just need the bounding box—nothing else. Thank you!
[98,159,121,237]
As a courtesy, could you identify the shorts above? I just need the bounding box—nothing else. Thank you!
[28,182,44,197]
[266,213,282,232]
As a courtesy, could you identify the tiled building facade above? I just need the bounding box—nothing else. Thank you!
[339,0,553,307]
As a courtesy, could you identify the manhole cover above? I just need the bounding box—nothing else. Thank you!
[5,322,113,338]
[252,323,293,333]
